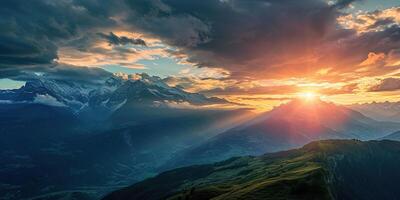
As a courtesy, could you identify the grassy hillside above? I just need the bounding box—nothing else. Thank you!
[103,139,400,200]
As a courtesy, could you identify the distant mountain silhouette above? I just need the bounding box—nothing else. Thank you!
[165,99,400,167]
[350,101,400,122]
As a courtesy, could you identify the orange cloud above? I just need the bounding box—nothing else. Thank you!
[338,7,400,33]
[359,52,386,66]
[57,33,170,69]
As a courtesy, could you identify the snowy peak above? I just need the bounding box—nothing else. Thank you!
[0,73,228,114]
[105,76,124,88]
[10,78,98,109]
[114,72,172,91]
[106,76,227,108]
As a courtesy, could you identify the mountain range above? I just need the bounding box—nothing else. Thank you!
[164,99,400,168]
[2,74,400,200]
[0,73,227,118]
[103,139,400,200]
[0,73,251,200]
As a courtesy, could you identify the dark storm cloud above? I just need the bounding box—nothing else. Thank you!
[0,0,118,73]
[4,64,113,85]
[36,64,112,84]
[61,34,99,52]
[122,0,349,72]
[124,0,212,47]
[333,0,357,9]
[97,32,147,46]
[122,0,400,79]
[0,35,57,66]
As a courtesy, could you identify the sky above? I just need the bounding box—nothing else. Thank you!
[0,0,399,110]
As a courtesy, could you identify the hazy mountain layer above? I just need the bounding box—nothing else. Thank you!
[350,101,400,122]
[166,99,400,168]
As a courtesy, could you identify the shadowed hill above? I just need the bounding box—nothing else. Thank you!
[103,139,400,200]
[382,130,400,141]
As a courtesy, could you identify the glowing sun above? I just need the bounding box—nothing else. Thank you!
[298,92,318,101]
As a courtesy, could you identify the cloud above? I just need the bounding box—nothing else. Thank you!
[332,0,357,9]
[4,64,113,86]
[338,7,400,33]
[368,78,400,92]
[97,32,147,46]
[164,73,364,98]
[120,0,399,81]
[0,0,161,77]
[0,35,57,66]
[367,18,396,30]
[0,0,118,70]
[386,49,400,67]
[1,0,399,103]
[358,52,386,66]
[164,75,235,93]
[33,94,66,107]
[55,29,173,69]
[124,0,211,47]
[125,0,342,74]
[319,83,359,95]
[57,42,169,69]
[200,84,300,96]
[239,97,293,101]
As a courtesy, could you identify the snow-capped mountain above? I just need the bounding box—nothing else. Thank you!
[105,73,226,108]
[0,73,228,115]
[0,77,115,110]
[0,74,247,200]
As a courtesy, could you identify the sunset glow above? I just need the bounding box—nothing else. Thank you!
[2,1,400,199]
[298,92,318,101]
